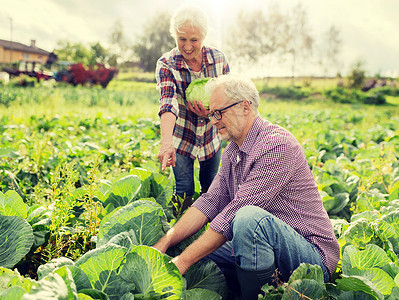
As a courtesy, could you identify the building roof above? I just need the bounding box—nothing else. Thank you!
[0,39,50,56]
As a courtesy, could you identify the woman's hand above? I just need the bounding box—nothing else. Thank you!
[187,100,209,118]
[158,142,176,171]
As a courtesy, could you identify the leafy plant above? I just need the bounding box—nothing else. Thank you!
[0,214,34,269]
[336,244,398,298]
[47,162,80,258]
[82,156,103,238]
[259,263,328,299]
[1,81,399,298]
[0,199,228,299]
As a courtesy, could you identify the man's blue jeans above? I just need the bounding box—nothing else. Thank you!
[173,148,221,198]
[207,205,330,285]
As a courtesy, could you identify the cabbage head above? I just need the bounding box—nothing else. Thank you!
[185,77,212,109]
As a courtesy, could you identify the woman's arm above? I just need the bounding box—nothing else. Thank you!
[158,112,177,171]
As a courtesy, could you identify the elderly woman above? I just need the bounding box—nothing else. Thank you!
[156,4,230,214]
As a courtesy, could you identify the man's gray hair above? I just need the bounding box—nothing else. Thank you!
[170,4,208,40]
[206,75,260,111]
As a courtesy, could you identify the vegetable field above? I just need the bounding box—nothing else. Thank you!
[1,79,399,299]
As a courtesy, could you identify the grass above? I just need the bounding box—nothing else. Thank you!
[254,76,342,89]
[4,97,159,122]
[386,95,399,105]
[114,71,156,83]
[1,84,160,121]
[2,75,398,143]
[107,79,157,92]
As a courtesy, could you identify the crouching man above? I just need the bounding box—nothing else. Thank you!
[153,75,339,299]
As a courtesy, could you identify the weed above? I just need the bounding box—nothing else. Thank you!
[46,161,79,260]
[82,155,103,238]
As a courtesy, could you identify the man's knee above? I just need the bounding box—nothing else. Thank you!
[232,206,273,238]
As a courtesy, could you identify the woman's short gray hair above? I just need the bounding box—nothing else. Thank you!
[206,75,260,110]
[170,4,208,40]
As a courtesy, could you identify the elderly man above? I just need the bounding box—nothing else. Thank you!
[153,75,340,299]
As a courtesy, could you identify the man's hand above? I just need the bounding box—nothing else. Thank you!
[158,142,176,171]
[171,255,191,275]
[151,207,211,274]
[169,227,227,275]
[187,100,209,118]
[152,238,168,254]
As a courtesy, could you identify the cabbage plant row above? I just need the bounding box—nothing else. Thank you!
[1,163,398,299]
[1,87,399,298]
[0,172,230,299]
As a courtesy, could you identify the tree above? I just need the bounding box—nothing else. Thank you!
[262,4,287,78]
[225,9,267,68]
[317,25,342,77]
[280,3,313,81]
[89,42,108,66]
[108,20,130,66]
[132,12,175,72]
[225,7,287,77]
[55,41,109,67]
[348,60,366,89]
[224,4,315,80]
[55,41,91,65]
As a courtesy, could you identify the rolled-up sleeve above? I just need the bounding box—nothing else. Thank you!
[192,172,231,221]
[194,136,296,241]
[213,144,295,240]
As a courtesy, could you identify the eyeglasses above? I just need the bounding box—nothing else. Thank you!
[207,100,244,120]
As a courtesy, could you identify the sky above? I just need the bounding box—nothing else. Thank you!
[1,0,398,77]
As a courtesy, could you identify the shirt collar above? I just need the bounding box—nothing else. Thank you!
[240,116,264,155]
[226,116,264,162]
[176,46,213,70]
[175,51,186,70]
[202,47,214,65]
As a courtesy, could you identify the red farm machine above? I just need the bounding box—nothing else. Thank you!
[53,61,119,88]
[2,52,118,88]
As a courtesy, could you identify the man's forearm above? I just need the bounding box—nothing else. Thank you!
[172,227,227,274]
[153,207,209,253]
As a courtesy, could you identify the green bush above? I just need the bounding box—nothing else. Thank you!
[324,87,359,104]
[0,89,17,106]
[259,85,309,100]
[347,61,366,89]
[373,86,399,96]
[9,75,36,87]
[324,87,386,105]
[363,91,386,105]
